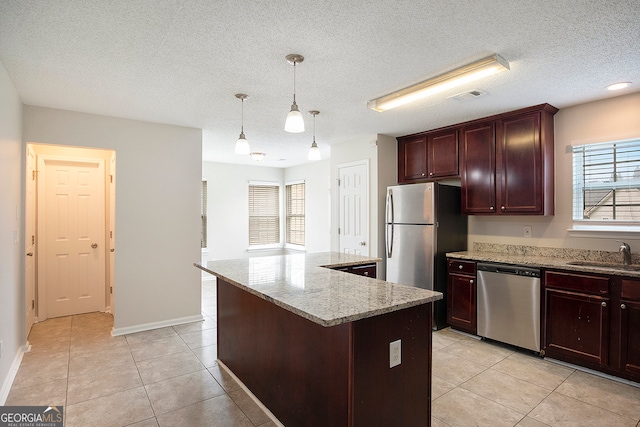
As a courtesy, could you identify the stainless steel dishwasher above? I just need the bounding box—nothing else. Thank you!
[477,262,541,352]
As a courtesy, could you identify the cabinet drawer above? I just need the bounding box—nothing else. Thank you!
[448,259,476,275]
[545,271,610,295]
[351,264,377,278]
[622,279,640,301]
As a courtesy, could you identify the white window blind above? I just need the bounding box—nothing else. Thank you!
[249,184,280,246]
[573,139,640,222]
[286,182,305,246]
[201,180,207,248]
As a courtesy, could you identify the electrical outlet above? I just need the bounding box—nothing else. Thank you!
[524,226,532,238]
[390,339,401,368]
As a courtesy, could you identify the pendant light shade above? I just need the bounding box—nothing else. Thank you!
[284,54,305,133]
[234,94,251,154]
[308,110,321,161]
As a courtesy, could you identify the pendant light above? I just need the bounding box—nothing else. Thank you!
[284,54,305,133]
[308,110,321,161]
[235,94,250,155]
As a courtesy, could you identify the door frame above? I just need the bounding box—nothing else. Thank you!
[336,159,370,255]
[24,145,37,338]
[36,153,107,320]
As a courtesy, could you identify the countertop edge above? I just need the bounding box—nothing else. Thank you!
[446,251,640,278]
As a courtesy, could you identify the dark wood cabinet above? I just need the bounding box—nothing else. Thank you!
[397,135,427,182]
[331,263,377,278]
[461,105,557,215]
[620,279,640,380]
[427,129,459,179]
[398,129,459,183]
[544,270,640,382]
[447,259,477,334]
[461,122,496,214]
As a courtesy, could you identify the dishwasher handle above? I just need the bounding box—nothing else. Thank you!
[477,262,540,278]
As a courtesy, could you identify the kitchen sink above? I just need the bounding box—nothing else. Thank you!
[566,260,640,272]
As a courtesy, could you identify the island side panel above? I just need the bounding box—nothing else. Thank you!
[216,278,353,426]
[352,303,432,426]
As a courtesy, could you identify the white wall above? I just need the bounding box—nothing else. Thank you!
[0,60,24,403]
[202,162,284,261]
[201,160,332,265]
[468,92,640,251]
[23,106,203,334]
[330,134,397,277]
[284,160,331,253]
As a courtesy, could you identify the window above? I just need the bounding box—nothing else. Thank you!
[573,139,640,223]
[248,183,280,246]
[286,182,305,246]
[201,180,207,248]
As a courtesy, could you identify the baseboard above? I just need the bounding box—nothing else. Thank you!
[0,343,28,405]
[111,314,204,336]
[218,360,284,427]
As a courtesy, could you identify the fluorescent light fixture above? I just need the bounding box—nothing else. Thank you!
[250,152,265,161]
[367,54,510,112]
[606,82,631,91]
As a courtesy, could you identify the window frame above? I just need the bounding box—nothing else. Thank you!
[285,180,306,250]
[248,181,282,250]
[570,137,640,236]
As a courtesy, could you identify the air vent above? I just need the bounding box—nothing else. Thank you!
[447,89,487,101]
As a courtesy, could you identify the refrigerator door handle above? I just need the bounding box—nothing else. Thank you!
[386,189,394,224]
[386,224,394,258]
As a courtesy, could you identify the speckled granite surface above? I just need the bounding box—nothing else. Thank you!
[195,252,442,327]
[447,243,640,278]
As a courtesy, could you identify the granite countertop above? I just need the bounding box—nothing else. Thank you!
[447,249,640,278]
[195,252,442,327]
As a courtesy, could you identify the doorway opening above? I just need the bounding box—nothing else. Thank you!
[25,143,116,338]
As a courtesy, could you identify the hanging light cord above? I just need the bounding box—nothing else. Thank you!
[292,61,297,103]
[241,97,244,133]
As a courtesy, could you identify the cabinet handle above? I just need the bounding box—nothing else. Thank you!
[621,303,626,310]
[490,206,494,211]
[470,279,474,284]
[501,206,506,211]
[421,173,425,176]
[458,265,463,270]
[364,271,369,276]
[429,172,433,176]
[601,301,607,307]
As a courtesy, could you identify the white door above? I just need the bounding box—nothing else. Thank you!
[108,153,116,312]
[38,155,106,318]
[25,145,37,334]
[338,161,369,255]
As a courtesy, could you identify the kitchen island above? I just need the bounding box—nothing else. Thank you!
[195,252,442,427]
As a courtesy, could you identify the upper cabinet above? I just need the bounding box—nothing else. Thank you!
[398,129,459,183]
[397,135,427,181]
[398,103,558,216]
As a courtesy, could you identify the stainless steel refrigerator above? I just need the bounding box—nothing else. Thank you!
[385,182,467,330]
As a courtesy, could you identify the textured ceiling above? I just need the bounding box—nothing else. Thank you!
[1,0,639,167]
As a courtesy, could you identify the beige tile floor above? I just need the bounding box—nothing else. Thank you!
[6,280,640,426]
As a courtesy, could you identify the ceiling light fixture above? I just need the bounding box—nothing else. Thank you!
[235,94,250,155]
[308,110,321,161]
[367,54,510,112]
[606,82,631,91]
[284,54,305,133]
[250,152,265,162]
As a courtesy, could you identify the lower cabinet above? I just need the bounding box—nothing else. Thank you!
[620,279,640,380]
[446,259,477,334]
[544,271,640,382]
[332,263,377,278]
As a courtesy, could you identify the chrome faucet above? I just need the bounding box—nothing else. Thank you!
[617,241,632,266]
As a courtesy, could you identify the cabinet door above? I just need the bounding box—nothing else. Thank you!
[544,289,609,366]
[398,135,427,182]
[351,264,377,278]
[427,130,458,178]
[447,273,477,334]
[620,279,640,379]
[461,122,496,214]
[498,112,544,214]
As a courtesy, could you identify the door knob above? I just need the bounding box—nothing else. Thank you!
[621,303,626,310]
[91,243,98,249]
[359,241,366,246]
[110,248,115,252]
[26,252,33,256]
